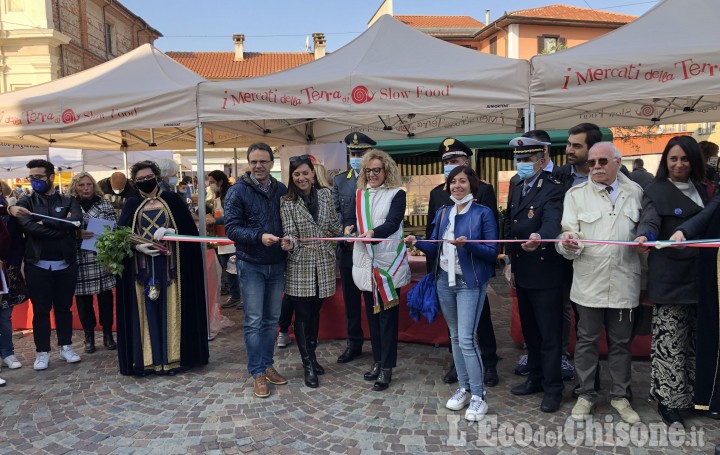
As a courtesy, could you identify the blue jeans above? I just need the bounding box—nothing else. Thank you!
[437,269,487,399]
[237,259,285,377]
[0,306,14,358]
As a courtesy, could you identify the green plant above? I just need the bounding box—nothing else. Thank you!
[96,226,134,276]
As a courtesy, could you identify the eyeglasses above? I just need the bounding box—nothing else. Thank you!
[587,158,610,167]
[364,167,384,175]
[289,154,311,163]
[134,174,156,182]
[249,160,273,166]
[27,174,47,181]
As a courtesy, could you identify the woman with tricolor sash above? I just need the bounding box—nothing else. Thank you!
[405,166,498,421]
[346,149,410,392]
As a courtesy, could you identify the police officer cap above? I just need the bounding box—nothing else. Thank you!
[438,137,473,161]
[509,136,550,158]
[344,132,376,151]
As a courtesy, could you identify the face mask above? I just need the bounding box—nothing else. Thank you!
[349,157,362,172]
[31,179,49,193]
[450,193,474,206]
[168,176,179,186]
[136,178,158,194]
[444,164,458,179]
[112,188,122,195]
[209,183,218,194]
[516,162,537,180]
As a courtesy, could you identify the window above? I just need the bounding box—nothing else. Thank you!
[105,23,115,56]
[537,35,566,55]
[489,37,497,55]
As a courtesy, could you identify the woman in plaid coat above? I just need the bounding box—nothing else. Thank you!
[280,155,341,388]
[70,172,117,354]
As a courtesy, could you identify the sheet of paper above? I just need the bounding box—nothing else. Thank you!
[81,218,115,252]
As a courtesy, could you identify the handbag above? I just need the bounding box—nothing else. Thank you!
[407,207,449,324]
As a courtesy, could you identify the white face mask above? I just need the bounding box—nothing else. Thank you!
[112,188,122,195]
[168,176,179,186]
[209,183,218,194]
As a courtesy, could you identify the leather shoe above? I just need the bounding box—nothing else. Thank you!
[337,347,361,364]
[443,363,458,384]
[541,393,562,413]
[373,368,392,391]
[511,380,543,396]
[700,410,720,420]
[484,365,499,387]
[103,333,117,350]
[364,362,381,381]
[658,403,684,427]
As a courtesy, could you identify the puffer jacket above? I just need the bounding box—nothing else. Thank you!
[415,202,498,289]
[16,190,82,264]
[556,172,643,309]
[224,173,287,265]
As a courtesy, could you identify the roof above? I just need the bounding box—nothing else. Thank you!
[394,15,484,28]
[509,4,636,23]
[166,51,315,79]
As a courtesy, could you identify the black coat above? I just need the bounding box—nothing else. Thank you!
[332,169,359,268]
[505,172,565,289]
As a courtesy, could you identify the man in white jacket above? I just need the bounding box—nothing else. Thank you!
[556,142,643,424]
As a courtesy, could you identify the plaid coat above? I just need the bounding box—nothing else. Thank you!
[281,188,341,298]
[75,198,117,296]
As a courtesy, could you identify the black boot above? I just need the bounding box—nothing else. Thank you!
[364,362,381,381]
[295,323,318,388]
[309,313,324,375]
[443,361,458,384]
[103,330,117,350]
[84,330,96,353]
[373,368,392,391]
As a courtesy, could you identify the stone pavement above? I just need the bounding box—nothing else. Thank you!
[1,276,718,454]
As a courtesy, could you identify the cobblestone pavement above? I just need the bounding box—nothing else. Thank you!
[1,276,718,454]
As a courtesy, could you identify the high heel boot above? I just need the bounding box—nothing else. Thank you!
[295,322,318,388]
[84,330,96,353]
[103,329,117,350]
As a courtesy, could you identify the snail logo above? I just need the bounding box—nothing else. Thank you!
[637,105,656,117]
[61,109,79,124]
[351,85,375,104]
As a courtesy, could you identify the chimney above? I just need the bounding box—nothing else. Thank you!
[233,34,245,61]
[313,33,326,60]
[485,10,490,25]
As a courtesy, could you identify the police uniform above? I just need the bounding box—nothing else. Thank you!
[425,138,500,385]
[332,132,376,362]
[506,136,566,411]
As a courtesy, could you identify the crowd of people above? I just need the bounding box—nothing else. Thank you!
[2,126,720,430]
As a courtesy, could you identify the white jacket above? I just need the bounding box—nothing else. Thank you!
[352,187,410,293]
[556,173,643,309]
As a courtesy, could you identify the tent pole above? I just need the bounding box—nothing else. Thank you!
[233,147,238,178]
[529,104,536,131]
[523,108,530,133]
[195,123,210,340]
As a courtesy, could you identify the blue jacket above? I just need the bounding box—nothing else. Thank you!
[224,173,287,265]
[415,202,498,289]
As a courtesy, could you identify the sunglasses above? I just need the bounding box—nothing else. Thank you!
[289,154,312,163]
[587,158,610,167]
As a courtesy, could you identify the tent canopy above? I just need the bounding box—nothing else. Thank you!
[530,0,720,129]
[0,44,208,150]
[198,15,531,145]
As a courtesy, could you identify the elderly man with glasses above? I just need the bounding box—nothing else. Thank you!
[556,142,643,424]
[224,142,289,398]
[8,159,83,371]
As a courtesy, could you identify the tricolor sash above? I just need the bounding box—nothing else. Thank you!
[355,188,407,313]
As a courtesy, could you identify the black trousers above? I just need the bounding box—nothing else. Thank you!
[278,295,294,333]
[76,290,114,332]
[447,294,498,368]
[25,263,78,352]
[516,285,564,396]
[291,296,323,335]
[341,266,364,349]
[363,290,399,369]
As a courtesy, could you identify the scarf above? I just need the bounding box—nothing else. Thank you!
[441,193,474,286]
[671,179,704,208]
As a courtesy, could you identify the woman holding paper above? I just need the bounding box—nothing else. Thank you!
[70,172,118,354]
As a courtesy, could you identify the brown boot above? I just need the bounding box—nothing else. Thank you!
[265,367,288,385]
[253,374,270,398]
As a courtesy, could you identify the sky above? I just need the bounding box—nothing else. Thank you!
[119,0,658,53]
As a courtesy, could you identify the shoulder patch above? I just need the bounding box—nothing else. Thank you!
[548,177,561,185]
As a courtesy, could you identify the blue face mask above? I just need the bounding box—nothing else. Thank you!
[444,164,458,179]
[31,179,49,193]
[516,162,537,180]
[349,157,362,171]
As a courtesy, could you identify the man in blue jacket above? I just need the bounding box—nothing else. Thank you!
[224,142,288,398]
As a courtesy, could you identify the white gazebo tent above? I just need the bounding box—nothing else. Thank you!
[530,0,720,129]
[198,15,531,145]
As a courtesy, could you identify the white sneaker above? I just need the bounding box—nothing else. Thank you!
[0,376,5,387]
[571,397,595,420]
[277,332,292,348]
[446,387,471,411]
[3,355,21,369]
[59,345,81,363]
[465,396,488,421]
[610,398,641,424]
[34,352,50,370]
